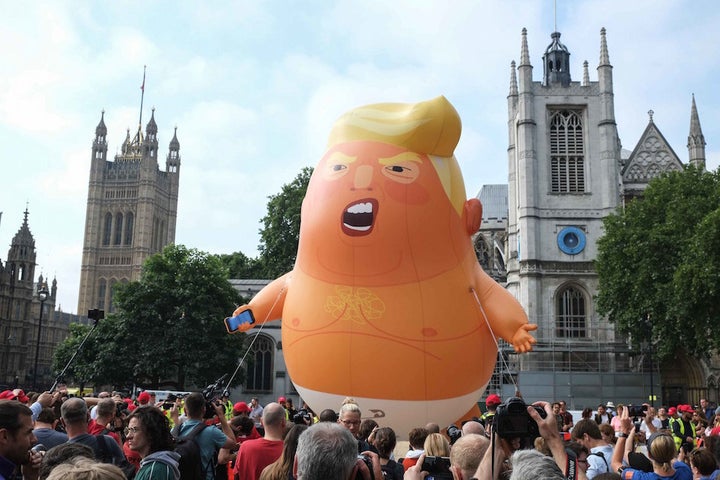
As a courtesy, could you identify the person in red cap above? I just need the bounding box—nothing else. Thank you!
[481,394,501,427]
[233,401,251,416]
[137,391,151,406]
[671,405,696,453]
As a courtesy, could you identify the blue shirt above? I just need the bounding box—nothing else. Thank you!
[0,455,16,480]
[177,420,229,480]
[622,461,692,480]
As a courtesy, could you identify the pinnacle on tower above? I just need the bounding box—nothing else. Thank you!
[509,61,518,96]
[599,27,611,66]
[520,28,531,67]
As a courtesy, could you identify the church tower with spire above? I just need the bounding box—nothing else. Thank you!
[505,27,622,379]
[688,94,707,170]
[77,100,181,315]
[0,209,57,385]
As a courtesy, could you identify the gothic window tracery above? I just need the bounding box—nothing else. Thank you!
[246,335,274,392]
[103,213,112,246]
[556,285,587,338]
[113,213,123,246]
[124,212,134,246]
[550,110,585,193]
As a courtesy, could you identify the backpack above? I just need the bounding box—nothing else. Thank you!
[380,459,404,480]
[589,451,609,472]
[94,434,137,479]
[175,423,208,480]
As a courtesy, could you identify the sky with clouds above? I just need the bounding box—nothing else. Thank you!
[1,0,718,313]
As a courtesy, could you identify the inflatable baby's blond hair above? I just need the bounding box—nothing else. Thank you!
[326,96,468,215]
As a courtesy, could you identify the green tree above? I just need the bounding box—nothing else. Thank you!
[53,245,246,390]
[596,167,720,360]
[256,166,313,278]
[216,251,264,279]
[51,316,131,389]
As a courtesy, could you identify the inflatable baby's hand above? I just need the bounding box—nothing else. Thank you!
[224,306,256,334]
[510,324,538,353]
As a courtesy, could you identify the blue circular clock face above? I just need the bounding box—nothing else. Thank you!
[557,227,586,255]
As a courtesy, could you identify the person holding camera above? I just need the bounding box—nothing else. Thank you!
[88,399,123,446]
[610,406,691,480]
[61,397,136,479]
[174,393,236,480]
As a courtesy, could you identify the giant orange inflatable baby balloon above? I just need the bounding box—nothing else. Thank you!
[225,96,536,434]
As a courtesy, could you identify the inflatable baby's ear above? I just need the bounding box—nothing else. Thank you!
[464,198,482,235]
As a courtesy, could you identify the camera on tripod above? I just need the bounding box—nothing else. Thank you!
[494,397,546,440]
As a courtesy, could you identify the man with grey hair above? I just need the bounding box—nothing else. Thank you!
[295,422,378,480]
[61,397,134,478]
[449,433,490,480]
[509,449,564,480]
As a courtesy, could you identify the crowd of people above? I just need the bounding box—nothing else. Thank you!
[2,386,720,480]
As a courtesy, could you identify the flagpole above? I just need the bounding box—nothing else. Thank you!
[139,65,146,128]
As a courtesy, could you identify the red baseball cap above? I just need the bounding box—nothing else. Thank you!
[668,407,677,415]
[12,389,29,403]
[233,401,251,414]
[137,392,151,404]
[486,394,501,406]
[278,396,286,403]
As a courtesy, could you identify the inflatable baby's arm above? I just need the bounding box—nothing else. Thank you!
[224,273,290,334]
[472,270,537,353]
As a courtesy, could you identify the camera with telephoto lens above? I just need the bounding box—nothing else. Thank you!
[292,408,312,425]
[354,454,374,480]
[494,397,546,441]
[202,375,228,419]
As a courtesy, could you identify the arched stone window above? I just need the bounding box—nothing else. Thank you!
[556,285,586,338]
[97,279,107,310]
[103,213,113,246]
[113,213,123,245]
[550,110,585,193]
[246,335,275,392]
[124,212,134,246]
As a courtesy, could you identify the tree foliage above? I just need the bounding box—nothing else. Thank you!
[257,166,313,278]
[217,167,313,279]
[596,167,720,360]
[53,245,246,390]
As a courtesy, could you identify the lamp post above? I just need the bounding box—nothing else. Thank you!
[32,283,49,390]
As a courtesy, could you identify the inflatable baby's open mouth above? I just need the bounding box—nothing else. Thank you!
[341,198,378,236]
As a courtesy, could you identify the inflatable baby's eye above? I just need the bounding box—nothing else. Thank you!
[332,164,347,172]
[382,162,419,184]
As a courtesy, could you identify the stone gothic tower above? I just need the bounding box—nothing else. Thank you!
[0,210,56,385]
[505,28,621,370]
[77,109,181,314]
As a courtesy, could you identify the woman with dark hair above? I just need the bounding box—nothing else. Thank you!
[259,423,308,480]
[126,406,180,480]
[370,427,404,480]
